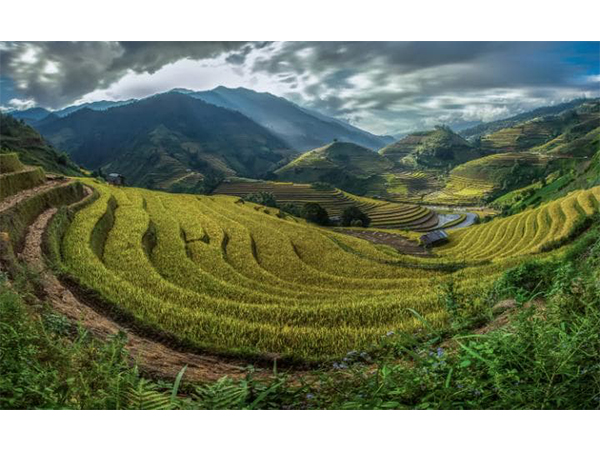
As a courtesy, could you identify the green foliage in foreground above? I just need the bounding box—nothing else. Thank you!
[2,226,599,409]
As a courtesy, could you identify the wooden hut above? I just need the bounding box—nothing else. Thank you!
[419,229,449,247]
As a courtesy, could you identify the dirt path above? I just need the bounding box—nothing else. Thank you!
[0,177,68,214]
[335,228,431,257]
[18,205,259,382]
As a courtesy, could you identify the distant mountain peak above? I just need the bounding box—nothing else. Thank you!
[14,86,392,152]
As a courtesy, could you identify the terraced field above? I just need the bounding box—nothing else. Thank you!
[426,153,548,205]
[0,153,85,269]
[480,117,564,152]
[4,153,599,367]
[1,152,46,201]
[52,179,599,362]
[214,180,439,230]
[382,171,443,201]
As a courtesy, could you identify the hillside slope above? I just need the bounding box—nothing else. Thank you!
[0,113,81,176]
[478,100,599,153]
[13,86,392,151]
[460,98,596,140]
[188,86,392,151]
[35,93,295,191]
[380,126,481,169]
[27,177,600,361]
[275,141,393,193]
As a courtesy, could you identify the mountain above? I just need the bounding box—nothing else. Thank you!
[182,86,392,151]
[0,112,81,175]
[275,141,393,194]
[7,100,135,126]
[460,98,595,140]
[478,100,600,153]
[55,99,136,117]
[13,86,392,152]
[8,107,52,125]
[35,92,296,191]
[380,126,481,169]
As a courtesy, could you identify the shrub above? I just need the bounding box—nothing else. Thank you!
[341,206,370,227]
[280,203,302,217]
[241,191,277,208]
[301,202,329,225]
[57,152,69,166]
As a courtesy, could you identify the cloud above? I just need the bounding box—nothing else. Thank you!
[0,41,255,108]
[1,41,598,135]
[0,97,37,112]
[248,42,600,134]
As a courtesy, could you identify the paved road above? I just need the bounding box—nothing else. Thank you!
[436,213,461,227]
[446,212,478,230]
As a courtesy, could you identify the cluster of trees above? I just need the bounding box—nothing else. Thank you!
[241,191,370,227]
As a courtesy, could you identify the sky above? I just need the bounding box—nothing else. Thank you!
[0,41,598,136]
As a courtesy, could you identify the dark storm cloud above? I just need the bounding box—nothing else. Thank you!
[1,41,598,134]
[249,42,599,133]
[225,44,255,65]
[0,41,254,108]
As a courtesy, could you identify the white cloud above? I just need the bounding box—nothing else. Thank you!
[0,97,37,112]
[43,61,60,74]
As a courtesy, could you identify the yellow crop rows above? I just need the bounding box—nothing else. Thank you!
[59,180,600,361]
[214,180,438,230]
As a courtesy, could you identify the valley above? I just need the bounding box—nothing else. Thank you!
[2,89,599,410]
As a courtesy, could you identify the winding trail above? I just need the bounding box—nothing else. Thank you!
[0,177,68,215]
[18,197,259,382]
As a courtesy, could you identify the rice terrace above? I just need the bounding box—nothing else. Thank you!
[1,39,600,413]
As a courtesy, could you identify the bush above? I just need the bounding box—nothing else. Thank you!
[341,206,370,227]
[57,152,69,166]
[241,191,277,208]
[301,202,329,226]
[280,203,302,217]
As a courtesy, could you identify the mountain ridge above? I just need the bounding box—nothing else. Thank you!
[34,92,296,191]
[10,86,392,152]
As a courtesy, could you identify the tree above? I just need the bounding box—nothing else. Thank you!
[91,167,105,179]
[241,191,277,208]
[57,152,69,165]
[340,206,370,227]
[280,203,302,217]
[301,203,329,226]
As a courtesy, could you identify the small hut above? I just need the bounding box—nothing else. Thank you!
[419,229,449,247]
[107,173,125,186]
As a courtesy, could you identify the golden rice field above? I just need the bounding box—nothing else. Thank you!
[214,179,439,230]
[426,153,548,205]
[57,179,600,362]
[382,171,443,202]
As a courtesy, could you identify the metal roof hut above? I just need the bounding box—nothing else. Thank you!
[107,173,125,186]
[419,229,449,247]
